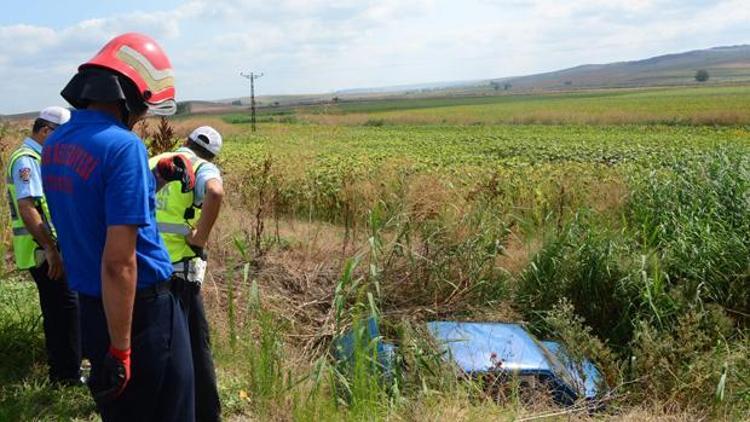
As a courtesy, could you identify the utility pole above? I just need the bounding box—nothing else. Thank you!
[240,71,264,132]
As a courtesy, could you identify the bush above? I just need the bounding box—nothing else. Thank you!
[630,308,749,416]
[627,149,750,318]
[542,299,620,390]
[515,148,750,415]
[363,119,386,127]
[516,217,637,346]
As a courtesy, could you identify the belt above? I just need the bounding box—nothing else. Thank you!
[173,260,188,273]
[135,280,172,300]
[78,280,172,303]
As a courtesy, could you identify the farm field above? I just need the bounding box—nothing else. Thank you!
[1,86,749,420]
[239,84,750,126]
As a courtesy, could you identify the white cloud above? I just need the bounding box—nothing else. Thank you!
[0,25,58,56]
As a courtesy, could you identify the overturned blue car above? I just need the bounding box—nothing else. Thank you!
[427,321,604,406]
[335,319,605,407]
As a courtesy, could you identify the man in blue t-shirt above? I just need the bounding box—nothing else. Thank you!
[42,33,197,422]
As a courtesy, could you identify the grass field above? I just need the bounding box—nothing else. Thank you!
[236,85,750,126]
[1,85,749,420]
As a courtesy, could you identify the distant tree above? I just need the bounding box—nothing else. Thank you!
[695,69,710,82]
[332,96,339,104]
[564,80,573,86]
[231,99,242,106]
[487,80,514,91]
[175,102,191,115]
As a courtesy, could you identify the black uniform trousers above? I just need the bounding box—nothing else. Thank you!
[78,282,195,422]
[173,277,221,422]
[28,262,82,383]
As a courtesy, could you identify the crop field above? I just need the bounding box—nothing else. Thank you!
[1,86,749,420]
[239,84,750,126]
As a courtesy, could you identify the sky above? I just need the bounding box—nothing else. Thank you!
[0,0,749,114]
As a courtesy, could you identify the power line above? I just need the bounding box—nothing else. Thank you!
[240,71,264,132]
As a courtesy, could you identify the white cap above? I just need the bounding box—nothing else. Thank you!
[39,106,71,126]
[188,126,222,157]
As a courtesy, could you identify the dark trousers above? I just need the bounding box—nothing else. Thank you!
[28,263,81,383]
[173,278,221,422]
[79,284,195,422]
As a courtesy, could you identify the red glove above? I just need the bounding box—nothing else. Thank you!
[88,346,131,406]
[157,154,196,193]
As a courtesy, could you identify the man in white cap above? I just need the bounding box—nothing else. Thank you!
[150,126,224,422]
[5,106,82,384]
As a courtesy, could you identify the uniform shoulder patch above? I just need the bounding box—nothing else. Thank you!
[18,167,32,183]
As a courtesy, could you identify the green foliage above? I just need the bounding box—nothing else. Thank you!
[363,119,386,127]
[627,149,750,315]
[175,101,192,115]
[516,149,749,412]
[0,378,95,421]
[0,279,96,420]
[630,309,750,416]
[221,122,747,228]
[245,281,287,410]
[542,299,620,390]
[517,218,638,346]
[219,119,748,416]
[0,277,45,383]
[297,85,750,125]
[222,110,298,125]
[222,113,253,124]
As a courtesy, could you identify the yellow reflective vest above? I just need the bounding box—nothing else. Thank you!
[150,150,207,263]
[5,146,54,270]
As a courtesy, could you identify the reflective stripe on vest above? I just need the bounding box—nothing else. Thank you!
[150,150,207,263]
[6,146,53,270]
[12,227,30,236]
[157,222,191,235]
[12,223,51,237]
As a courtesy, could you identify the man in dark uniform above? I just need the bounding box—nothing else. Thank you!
[6,106,81,385]
[42,33,197,421]
[151,126,225,421]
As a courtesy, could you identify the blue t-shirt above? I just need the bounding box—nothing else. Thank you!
[41,110,173,297]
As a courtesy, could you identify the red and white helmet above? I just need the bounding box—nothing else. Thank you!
[81,33,176,115]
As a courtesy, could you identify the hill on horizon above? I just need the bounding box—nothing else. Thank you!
[491,44,750,91]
